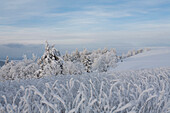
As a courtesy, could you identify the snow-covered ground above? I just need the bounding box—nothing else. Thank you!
[0,47,169,113]
[115,47,170,71]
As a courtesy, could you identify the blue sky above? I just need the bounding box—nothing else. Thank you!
[0,0,170,46]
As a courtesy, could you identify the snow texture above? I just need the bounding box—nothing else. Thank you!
[0,67,169,113]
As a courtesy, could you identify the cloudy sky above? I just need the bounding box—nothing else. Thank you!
[0,0,170,46]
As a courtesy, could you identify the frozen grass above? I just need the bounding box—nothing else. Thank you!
[0,67,169,113]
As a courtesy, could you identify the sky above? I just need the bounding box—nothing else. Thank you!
[0,0,170,59]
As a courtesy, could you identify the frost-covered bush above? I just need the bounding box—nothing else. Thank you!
[0,55,38,80]
[62,47,117,73]
[0,67,169,113]
[62,61,84,75]
[93,55,108,72]
[91,48,117,72]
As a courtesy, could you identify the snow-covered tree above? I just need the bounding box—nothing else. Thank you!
[70,48,81,62]
[121,48,150,60]
[63,51,70,61]
[102,47,108,54]
[5,56,9,65]
[105,51,117,68]
[36,41,64,77]
[92,50,117,72]
[82,55,93,73]
[92,55,107,72]
[110,48,116,55]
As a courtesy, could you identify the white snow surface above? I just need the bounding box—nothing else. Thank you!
[115,47,170,71]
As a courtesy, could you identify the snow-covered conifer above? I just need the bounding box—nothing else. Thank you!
[63,51,70,61]
[82,56,93,73]
[36,41,64,77]
[32,54,37,61]
[110,48,116,55]
[102,48,108,54]
[5,56,9,65]
[70,48,81,62]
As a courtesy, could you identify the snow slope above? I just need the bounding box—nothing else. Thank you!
[115,47,170,71]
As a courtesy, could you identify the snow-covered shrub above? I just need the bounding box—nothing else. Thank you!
[91,48,117,72]
[92,55,108,72]
[0,55,39,80]
[0,67,169,113]
[62,47,117,73]
[62,61,84,75]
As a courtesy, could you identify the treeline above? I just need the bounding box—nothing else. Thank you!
[0,42,149,80]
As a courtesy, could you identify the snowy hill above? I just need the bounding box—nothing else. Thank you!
[115,47,170,71]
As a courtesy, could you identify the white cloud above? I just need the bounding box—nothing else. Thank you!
[0,0,170,46]
[0,22,170,45]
